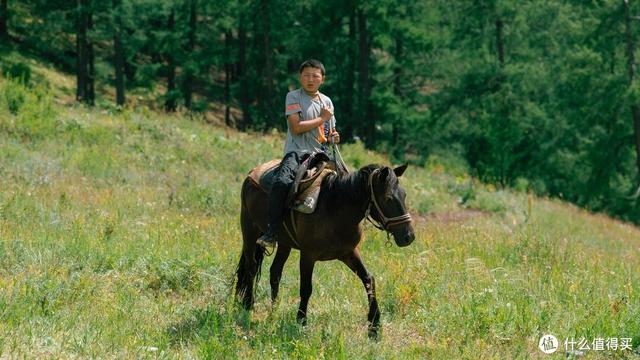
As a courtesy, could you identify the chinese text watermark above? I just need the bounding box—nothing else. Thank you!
[539,335,633,354]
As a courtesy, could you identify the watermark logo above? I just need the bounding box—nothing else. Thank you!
[539,335,633,354]
[539,335,559,354]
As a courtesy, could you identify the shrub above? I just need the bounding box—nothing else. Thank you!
[3,81,26,115]
[467,189,508,214]
[513,177,530,193]
[2,63,32,85]
[0,79,59,140]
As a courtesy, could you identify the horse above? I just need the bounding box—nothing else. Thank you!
[235,162,415,338]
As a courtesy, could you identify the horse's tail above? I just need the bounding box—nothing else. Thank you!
[235,177,267,309]
[234,244,266,309]
[234,252,246,298]
[234,243,266,293]
[254,246,265,290]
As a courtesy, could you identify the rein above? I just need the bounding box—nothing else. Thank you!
[364,168,412,234]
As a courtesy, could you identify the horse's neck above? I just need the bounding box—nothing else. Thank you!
[325,169,371,219]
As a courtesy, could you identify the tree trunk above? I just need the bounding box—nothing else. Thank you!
[392,33,403,146]
[113,0,125,106]
[340,2,356,141]
[238,3,251,128]
[0,0,8,38]
[165,10,177,112]
[357,6,374,146]
[124,56,136,82]
[496,18,505,67]
[76,0,88,103]
[224,30,232,127]
[624,0,640,185]
[87,8,95,105]
[258,0,275,126]
[183,0,196,109]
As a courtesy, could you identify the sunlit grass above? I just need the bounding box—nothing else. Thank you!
[0,76,639,358]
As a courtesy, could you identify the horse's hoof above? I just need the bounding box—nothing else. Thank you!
[296,315,307,326]
[368,327,379,340]
[241,300,253,311]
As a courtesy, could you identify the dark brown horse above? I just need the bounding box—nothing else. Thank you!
[235,163,415,338]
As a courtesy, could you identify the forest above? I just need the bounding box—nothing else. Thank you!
[1,0,640,224]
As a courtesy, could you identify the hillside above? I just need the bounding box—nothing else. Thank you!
[1,61,639,358]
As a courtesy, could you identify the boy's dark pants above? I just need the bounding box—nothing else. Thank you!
[266,152,303,234]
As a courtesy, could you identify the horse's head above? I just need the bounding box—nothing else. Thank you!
[367,164,415,247]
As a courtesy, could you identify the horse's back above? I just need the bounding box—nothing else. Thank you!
[247,159,281,192]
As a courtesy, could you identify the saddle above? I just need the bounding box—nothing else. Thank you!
[248,152,336,214]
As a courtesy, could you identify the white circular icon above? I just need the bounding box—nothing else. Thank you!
[539,334,559,354]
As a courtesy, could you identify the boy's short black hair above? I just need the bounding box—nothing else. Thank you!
[299,59,325,76]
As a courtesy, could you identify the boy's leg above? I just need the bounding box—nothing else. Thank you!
[257,152,299,250]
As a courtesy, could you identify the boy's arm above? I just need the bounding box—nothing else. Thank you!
[287,108,333,135]
[286,91,327,135]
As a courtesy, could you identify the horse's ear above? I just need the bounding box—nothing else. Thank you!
[393,163,408,177]
[380,167,391,181]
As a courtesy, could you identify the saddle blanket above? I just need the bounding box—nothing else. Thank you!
[248,159,336,214]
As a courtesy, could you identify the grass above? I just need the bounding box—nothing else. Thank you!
[1,68,640,359]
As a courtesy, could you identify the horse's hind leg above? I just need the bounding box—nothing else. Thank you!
[270,245,291,303]
[340,249,380,339]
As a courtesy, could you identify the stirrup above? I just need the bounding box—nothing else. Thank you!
[262,245,275,257]
[256,233,277,256]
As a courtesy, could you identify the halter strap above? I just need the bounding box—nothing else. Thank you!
[365,168,412,231]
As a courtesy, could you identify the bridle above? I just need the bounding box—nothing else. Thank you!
[364,168,412,232]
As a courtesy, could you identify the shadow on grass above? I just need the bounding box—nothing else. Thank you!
[167,302,250,346]
[166,301,306,353]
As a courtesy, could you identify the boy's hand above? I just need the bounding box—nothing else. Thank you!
[320,107,333,121]
[330,131,340,144]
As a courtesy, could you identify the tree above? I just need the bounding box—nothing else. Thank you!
[182,0,197,109]
[112,0,125,106]
[256,0,276,127]
[237,0,251,128]
[357,3,374,146]
[76,0,95,105]
[0,0,8,38]
[623,0,640,192]
[224,29,232,126]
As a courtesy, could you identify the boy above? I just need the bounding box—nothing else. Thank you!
[256,59,340,251]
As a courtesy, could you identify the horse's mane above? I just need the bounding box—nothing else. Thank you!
[321,164,381,206]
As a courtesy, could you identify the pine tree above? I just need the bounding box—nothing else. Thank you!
[0,0,8,38]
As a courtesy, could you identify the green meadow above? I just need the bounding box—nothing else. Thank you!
[1,64,640,359]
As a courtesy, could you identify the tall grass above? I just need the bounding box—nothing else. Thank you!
[0,76,639,358]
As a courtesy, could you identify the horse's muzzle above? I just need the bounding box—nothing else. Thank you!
[393,226,415,247]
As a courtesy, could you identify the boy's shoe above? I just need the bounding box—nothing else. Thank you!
[256,231,277,251]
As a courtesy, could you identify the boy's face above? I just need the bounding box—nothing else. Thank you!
[299,67,324,94]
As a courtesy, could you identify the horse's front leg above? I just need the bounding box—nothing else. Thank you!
[270,245,292,303]
[340,249,380,339]
[297,253,315,325]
